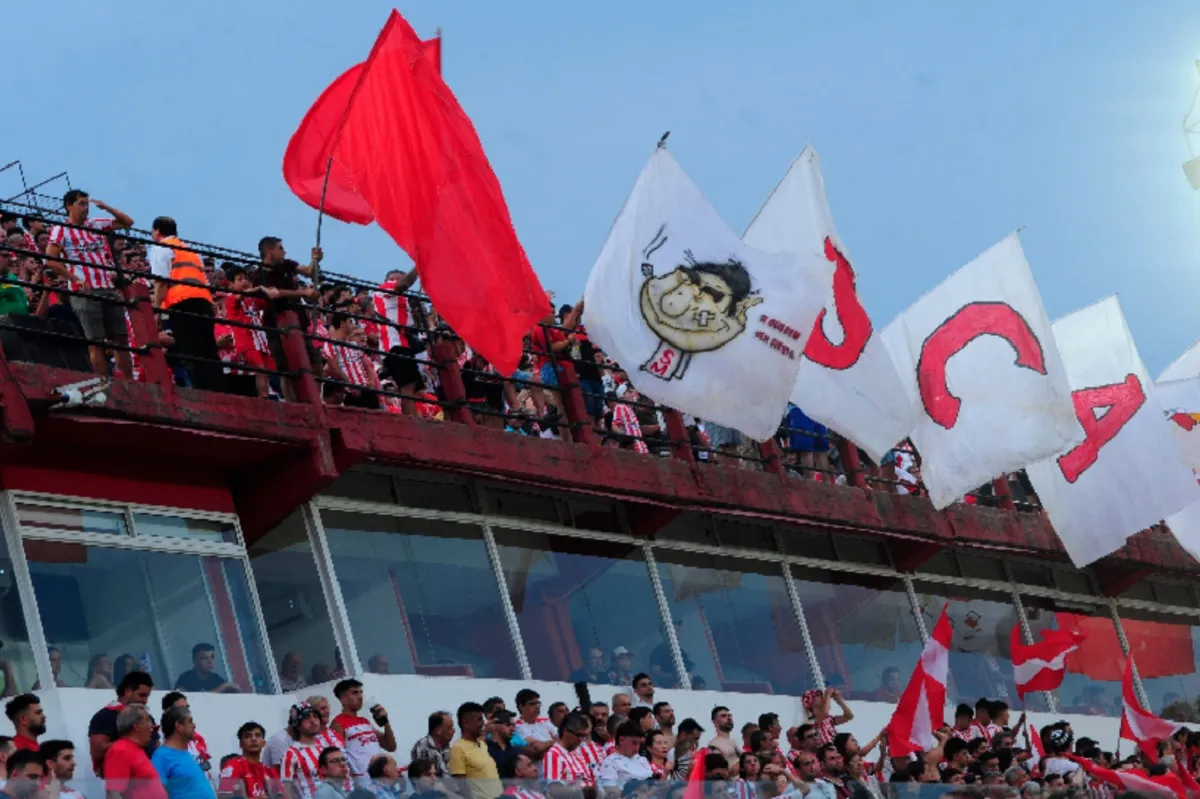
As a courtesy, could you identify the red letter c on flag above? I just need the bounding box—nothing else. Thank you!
[917,301,1047,429]
[804,238,872,370]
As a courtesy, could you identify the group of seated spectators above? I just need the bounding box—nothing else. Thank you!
[0,664,1190,799]
[0,194,982,503]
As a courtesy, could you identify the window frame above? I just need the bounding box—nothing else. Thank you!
[1,490,278,694]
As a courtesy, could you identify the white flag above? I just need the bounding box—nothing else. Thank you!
[583,148,833,441]
[881,234,1077,509]
[1155,377,1200,560]
[1024,298,1200,566]
[1158,339,1200,381]
[742,147,918,462]
[1155,377,1200,472]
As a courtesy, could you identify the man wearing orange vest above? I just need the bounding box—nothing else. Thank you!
[148,216,224,392]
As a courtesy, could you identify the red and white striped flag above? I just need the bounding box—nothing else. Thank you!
[1010,624,1084,699]
[1120,655,1182,762]
[887,604,951,757]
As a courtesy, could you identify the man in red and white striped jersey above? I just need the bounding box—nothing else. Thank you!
[43,189,136,378]
[330,679,396,789]
[540,712,594,794]
[281,703,325,799]
[324,311,382,410]
[372,270,423,417]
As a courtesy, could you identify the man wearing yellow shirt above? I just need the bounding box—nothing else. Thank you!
[449,702,501,799]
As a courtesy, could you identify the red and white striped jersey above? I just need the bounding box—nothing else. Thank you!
[574,740,605,780]
[612,403,648,454]
[225,293,270,354]
[48,218,116,290]
[541,742,591,787]
[372,281,409,350]
[733,779,758,799]
[281,742,322,799]
[20,232,38,254]
[950,726,979,743]
[325,339,378,390]
[314,728,345,752]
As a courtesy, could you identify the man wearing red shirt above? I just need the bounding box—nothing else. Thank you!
[218,722,280,799]
[4,695,45,753]
[105,704,166,799]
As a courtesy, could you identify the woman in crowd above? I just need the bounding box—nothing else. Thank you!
[85,653,114,689]
[645,729,673,779]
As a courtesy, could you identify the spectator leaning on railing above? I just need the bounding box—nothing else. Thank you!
[42,189,135,378]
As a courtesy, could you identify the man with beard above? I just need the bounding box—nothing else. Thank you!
[4,695,46,752]
[707,707,738,767]
[818,745,849,799]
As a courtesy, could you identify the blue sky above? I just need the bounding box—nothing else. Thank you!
[7,1,1200,373]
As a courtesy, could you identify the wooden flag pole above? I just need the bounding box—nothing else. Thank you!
[313,154,334,286]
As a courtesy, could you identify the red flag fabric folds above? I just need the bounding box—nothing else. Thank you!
[284,13,544,374]
[282,38,440,225]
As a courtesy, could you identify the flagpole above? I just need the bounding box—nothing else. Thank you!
[313,154,334,285]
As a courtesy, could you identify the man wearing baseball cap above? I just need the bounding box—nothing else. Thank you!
[607,648,634,686]
[281,703,325,799]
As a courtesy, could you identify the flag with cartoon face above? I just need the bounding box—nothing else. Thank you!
[583,147,833,441]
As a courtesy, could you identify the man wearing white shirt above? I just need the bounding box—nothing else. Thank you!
[597,722,653,789]
[630,674,654,711]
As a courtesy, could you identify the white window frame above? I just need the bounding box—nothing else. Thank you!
[313,484,1200,710]
[0,490,279,694]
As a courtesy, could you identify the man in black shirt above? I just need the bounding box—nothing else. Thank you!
[174,643,238,694]
[87,671,158,776]
[255,236,322,401]
[484,710,520,778]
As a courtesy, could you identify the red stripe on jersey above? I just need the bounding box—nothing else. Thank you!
[48,218,115,290]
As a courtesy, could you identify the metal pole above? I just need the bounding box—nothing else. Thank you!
[480,520,532,680]
[781,562,824,690]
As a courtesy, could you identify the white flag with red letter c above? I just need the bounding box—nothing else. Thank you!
[881,234,1078,508]
[742,147,918,462]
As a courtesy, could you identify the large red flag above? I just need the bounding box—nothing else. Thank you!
[282,37,442,225]
[284,13,545,374]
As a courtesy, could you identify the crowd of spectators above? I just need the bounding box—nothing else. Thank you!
[0,667,1190,799]
[0,192,1010,505]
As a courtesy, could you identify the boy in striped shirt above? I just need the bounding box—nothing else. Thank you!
[323,311,382,410]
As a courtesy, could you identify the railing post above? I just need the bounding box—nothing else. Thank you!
[837,437,868,490]
[663,410,694,463]
[278,310,321,406]
[431,338,474,426]
[123,283,175,400]
[992,475,1016,510]
[758,439,785,475]
[555,359,596,447]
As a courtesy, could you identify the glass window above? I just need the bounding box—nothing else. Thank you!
[654,549,813,695]
[912,581,1021,707]
[491,528,666,685]
[1022,595,1122,717]
[16,502,127,537]
[132,514,238,544]
[24,541,272,693]
[247,511,341,690]
[1115,607,1200,722]
[320,511,520,679]
[793,567,923,702]
[0,539,35,693]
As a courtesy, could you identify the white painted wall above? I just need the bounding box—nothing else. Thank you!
[25,675,1125,785]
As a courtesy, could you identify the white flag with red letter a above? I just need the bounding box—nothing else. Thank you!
[1024,298,1200,566]
[741,147,918,462]
[888,605,950,757]
[583,147,834,441]
[881,234,1079,508]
